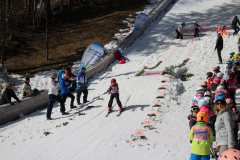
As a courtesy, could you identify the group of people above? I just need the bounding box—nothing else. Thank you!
[175,16,240,40]
[188,56,240,159]
[0,77,38,105]
[46,63,89,120]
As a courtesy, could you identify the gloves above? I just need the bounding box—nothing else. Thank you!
[11,102,14,105]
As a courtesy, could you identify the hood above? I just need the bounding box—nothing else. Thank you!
[219,108,233,116]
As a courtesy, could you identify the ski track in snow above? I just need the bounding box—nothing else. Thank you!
[1,0,240,159]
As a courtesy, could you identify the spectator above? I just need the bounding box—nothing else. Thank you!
[76,67,88,105]
[0,83,21,105]
[214,33,223,64]
[46,72,68,120]
[57,66,66,82]
[65,63,76,79]
[59,74,76,109]
[214,93,235,155]
[21,77,32,98]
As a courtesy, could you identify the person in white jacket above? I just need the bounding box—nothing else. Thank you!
[46,72,68,120]
[214,93,235,155]
[175,22,185,39]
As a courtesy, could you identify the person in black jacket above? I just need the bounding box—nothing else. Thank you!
[0,83,21,105]
[231,16,240,35]
[214,33,223,64]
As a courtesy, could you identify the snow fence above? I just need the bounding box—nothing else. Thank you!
[0,0,175,125]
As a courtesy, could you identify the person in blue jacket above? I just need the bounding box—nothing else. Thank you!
[59,74,76,109]
[57,66,66,82]
[76,67,88,105]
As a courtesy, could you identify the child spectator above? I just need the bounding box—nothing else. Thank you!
[226,72,238,105]
[189,111,213,160]
[188,106,200,129]
[206,72,213,89]
[107,78,123,112]
[192,86,205,106]
[214,85,228,103]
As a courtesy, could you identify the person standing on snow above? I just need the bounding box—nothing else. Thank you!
[214,33,223,64]
[175,22,185,39]
[193,22,202,37]
[76,67,88,105]
[57,66,66,82]
[189,111,214,160]
[231,16,240,35]
[214,93,235,155]
[46,72,68,120]
[107,78,123,112]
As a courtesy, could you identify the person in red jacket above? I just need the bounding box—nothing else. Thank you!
[226,72,238,105]
[65,63,76,79]
[107,78,123,112]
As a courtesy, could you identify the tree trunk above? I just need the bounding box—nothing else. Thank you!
[68,0,72,10]
[1,15,7,67]
[60,0,63,11]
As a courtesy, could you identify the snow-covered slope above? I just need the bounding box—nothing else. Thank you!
[1,0,240,159]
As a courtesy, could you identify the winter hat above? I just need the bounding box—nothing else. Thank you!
[213,67,219,72]
[215,93,226,103]
[217,33,221,36]
[181,22,185,25]
[216,72,223,78]
[62,74,67,78]
[111,78,116,83]
[81,67,86,70]
[25,77,30,81]
[235,16,238,19]
[230,52,235,55]
[193,21,196,24]
[206,72,213,77]
[198,99,208,107]
[191,106,199,112]
[229,72,234,77]
[204,91,212,97]
[217,85,224,90]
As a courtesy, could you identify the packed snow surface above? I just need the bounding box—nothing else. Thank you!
[1,0,240,159]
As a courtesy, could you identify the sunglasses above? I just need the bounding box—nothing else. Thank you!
[216,102,224,105]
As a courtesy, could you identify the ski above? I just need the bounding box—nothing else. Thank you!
[210,145,218,160]
[117,108,125,117]
[106,112,111,117]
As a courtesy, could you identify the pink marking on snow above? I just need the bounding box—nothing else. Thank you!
[185,38,195,59]
[160,85,168,88]
[135,129,146,136]
[143,119,153,124]
[163,39,182,61]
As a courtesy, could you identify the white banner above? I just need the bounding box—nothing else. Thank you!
[80,43,104,70]
[133,13,148,32]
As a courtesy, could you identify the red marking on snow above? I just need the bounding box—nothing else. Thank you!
[164,75,174,79]
[160,85,168,88]
[185,38,195,59]
[163,39,182,61]
[182,26,233,33]
[153,102,162,106]
[125,139,134,143]
[142,71,163,76]
[135,129,146,136]
[143,119,153,124]
[162,79,169,82]
[156,92,166,95]
[149,110,157,115]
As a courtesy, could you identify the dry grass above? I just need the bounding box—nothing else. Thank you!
[4,0,149,76]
